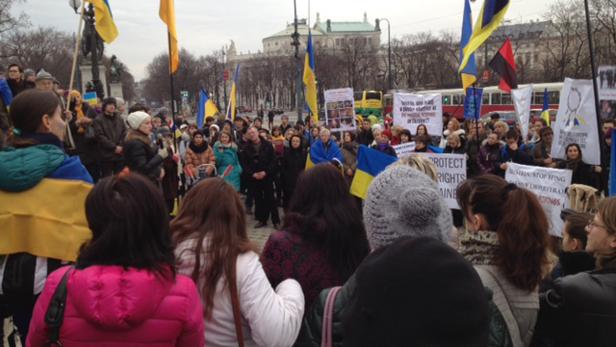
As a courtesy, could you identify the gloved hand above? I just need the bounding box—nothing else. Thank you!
[158,147,169,159]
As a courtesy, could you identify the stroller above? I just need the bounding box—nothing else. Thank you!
[185,163,218,190]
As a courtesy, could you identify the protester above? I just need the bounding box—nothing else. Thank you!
[6,64,27,96]
[158,126,179,214]
[307,126,320,146]
[280,114,292,134]
[414,134,433,153]
[466,120,486,177]
[342,237,490,347]
[415,124,429,138]
[240,126,280,229]
[341,132,359,186]
[0,67,11,132]
[267,109,276,130]
[532,127,556,167]
[399,128,412,144]
[171,178,304,346]
[440,118,466,148]
[213,130,242,191]
[557,143,601,188]
[123,111,168,182]
[281,134,306,209]
[444,132,465,154]
[371,129,397,157]
[262,164,370,311]
[209,123,220,144]
[67,90,100,180]
[93,97,126,177]
[184,130,216,178]
[536,197,616,346]
[499,129,533,171]
[309,128,344,165]
[356,120,374,146]
[493,120,509,140]
[478,133,503,176]
[253,117,263,130]
[457,175,550,346]
[34,69,54,92]
[27,174,205,346]
[488,113,501,131]
[0,89,93,338]
[387,125,403,146]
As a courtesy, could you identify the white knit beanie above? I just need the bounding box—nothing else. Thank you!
[127,111,151,130]
[363,165,453,250]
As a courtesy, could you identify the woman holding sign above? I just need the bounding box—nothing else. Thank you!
[557,143,601,189]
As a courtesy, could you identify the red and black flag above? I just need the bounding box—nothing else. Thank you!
[489,38,517,93]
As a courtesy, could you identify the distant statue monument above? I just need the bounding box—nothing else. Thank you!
[109,55,124,83]
[81,23,104,60]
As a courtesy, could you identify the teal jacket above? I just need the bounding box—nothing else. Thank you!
[0,144,93,192]
[213,141,242,191]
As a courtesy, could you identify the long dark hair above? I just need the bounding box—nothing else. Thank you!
[457,175,549,291]
[9,89,60,147]
[77,174,175,277]
[284,164,370,280]
[171,178,257,318]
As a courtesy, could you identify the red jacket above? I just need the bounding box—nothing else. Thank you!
[27,266,204,347]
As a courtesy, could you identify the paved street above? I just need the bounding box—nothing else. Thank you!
[245,204,281,251]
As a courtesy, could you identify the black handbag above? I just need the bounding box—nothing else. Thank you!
[44,267,73,347]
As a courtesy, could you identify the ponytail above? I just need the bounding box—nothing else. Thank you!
[457,175,549,292]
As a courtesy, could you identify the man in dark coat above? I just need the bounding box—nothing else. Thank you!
[93,97,126,177]
[240,126,280,229]
[356,120,374,146]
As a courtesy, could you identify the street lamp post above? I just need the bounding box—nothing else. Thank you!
[291,0,303,123]
[222,46,228,112]
[379,18,392,91]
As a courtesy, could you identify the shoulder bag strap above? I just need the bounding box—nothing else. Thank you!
[228,260,245,347]
[44,266,74,347]
[321,286,342,347]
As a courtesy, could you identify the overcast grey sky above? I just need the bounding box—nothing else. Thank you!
[13,0,554,80]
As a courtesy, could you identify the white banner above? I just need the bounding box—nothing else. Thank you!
[419,153,466,209]
[505,163,572,237]
[599,65,616,101]
[512,85,533,141]
[393,142,416,158]
[551,78,601,165]
[324,88,356,132]
[393,93,443,139]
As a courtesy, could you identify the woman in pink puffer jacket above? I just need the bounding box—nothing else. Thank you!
[27,174,204,347]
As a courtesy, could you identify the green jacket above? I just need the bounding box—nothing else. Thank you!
[295,274,512,347]
[0,145,65,192]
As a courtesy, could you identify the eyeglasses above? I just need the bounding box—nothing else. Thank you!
[587,220,608,230]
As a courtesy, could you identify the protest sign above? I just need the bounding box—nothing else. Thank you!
[418,153,466,209]
[512,85,533,140]
[506,163,572,237]
[324,88,356,132]
[393,142,416,158]
[551,78,601,165]
[393,93,443,139]
[464,87,483,121]
[599,65,616,101]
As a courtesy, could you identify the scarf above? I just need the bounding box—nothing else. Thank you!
[189,141,208,154]
[69,90,86,134]
[458,229,500,266]
[20,132,65,150]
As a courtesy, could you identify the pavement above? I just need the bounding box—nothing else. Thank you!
[245,204,282,252]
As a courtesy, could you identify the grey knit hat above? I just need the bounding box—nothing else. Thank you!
[35,69,54,82]
[363,165,453,250]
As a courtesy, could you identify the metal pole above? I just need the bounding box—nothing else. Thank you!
[583,0,605,167]
[222,47,228,112]
[293,0,303,124]
[66,2,86,111]
[87,4,102,97]
[386,19,392,91]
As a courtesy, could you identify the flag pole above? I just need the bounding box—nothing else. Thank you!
[66,2,86,112]
[167,31,178,152]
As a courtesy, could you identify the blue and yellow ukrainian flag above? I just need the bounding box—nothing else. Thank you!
[227,64,241,121]
[303,31,318,125]
[350,145,398,200]
[459,0,510,73]
[459,0,478,90]
[197,88,219,129]
[89,0,118,43]
[541,88,551,126]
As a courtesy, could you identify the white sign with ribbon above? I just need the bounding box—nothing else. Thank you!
[512,85,533,141]
[393,93,443,139]
[393,142,416,158]
[419,153,466,210]
[505,163,572,237]
[551,78,601,165]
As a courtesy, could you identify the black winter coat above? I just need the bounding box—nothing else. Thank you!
[93,112,126,162]
[281,146,306,197]
[356,129,374,146]
[536,257,616,346]
[240,139,277,180]
[123,130,163,181]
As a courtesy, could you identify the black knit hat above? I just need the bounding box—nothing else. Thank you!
[102,97,117,110]
[343,236,489,347]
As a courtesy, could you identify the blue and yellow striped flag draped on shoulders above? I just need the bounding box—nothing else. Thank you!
[350,145,398,200]
[160,0,179,73]
[459,0,511,74]
[303,31,318,125]
[88,0,118,43]
[227,64,241,121]
[459,0,478,90]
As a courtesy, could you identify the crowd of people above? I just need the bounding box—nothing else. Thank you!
[1,63,616,347]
